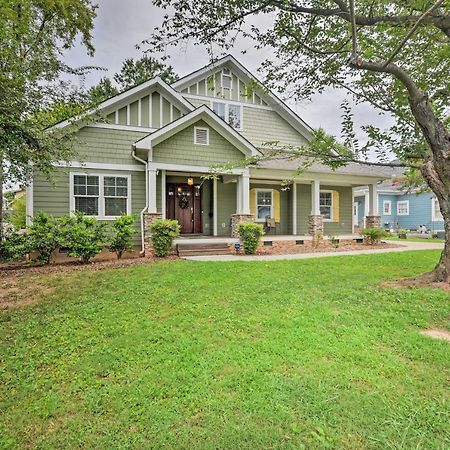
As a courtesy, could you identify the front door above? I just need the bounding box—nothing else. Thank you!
[167,184,202,234]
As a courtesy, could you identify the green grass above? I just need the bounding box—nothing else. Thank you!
[385,237,445,243]
[1,251,449,449]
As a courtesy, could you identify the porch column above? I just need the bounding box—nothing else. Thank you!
[366,183,381,228]
[161,169,166,219]
[148,167,158,213]
[236,175,242,213]
[242,172,250,214]
[230,171,254,238]
[292,182,297,235]
[309,180,323,237]
[213,176,218,236]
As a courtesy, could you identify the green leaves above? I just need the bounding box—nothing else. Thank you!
[108,214,136,259]
[150,219,180,257]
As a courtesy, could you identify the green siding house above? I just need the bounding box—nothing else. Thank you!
[28,55,389,252]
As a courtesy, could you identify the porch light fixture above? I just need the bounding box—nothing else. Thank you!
[187,177,194,186]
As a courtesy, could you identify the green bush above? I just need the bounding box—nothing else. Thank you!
[150,219,180,257]
[27,212,60,264]
[328,235,339,248]
[0,230,29,261]
[9,196,26,229]
[237,222,264,254]
[360,227,388,245]
[109,214,136,259]
[59,212,106,263]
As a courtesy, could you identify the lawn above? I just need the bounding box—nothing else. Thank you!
[1,251,449,449]
[385,237,445,244]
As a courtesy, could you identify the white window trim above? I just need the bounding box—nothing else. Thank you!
[397,200,409,216]
[221,72,233,90]
[432,197,444,221]
[194,126,209,145]
[383,200,392,216]
[70,172,132,220]
[255,188,273,222]
[320,190,334,222]
[210,100,244,131]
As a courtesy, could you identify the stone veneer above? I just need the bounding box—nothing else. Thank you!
[143,212,163,256]
[308,214,324,237]
[231,213,255,238]
[365,215,381,229]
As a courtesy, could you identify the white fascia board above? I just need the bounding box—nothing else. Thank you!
[54,161,145,171]
[134,105,260,157]
[49,77,194,131]
[148,161,246,175]
[172,54,314,141]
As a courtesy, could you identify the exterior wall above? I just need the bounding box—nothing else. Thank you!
[378,194,398,229]
[153,120,246,166]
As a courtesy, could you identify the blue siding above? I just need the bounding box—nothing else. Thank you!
[379,194,398,229]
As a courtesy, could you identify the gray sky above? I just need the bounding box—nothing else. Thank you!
[65,0,392,140]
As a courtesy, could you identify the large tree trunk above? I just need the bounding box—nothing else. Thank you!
[0,160,3,241]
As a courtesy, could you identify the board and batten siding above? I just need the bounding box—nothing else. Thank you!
[152,120,246,167]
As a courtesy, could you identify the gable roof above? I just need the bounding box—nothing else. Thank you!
[134,105,261,157]
[172,54,314,141]
[49,77,195,130]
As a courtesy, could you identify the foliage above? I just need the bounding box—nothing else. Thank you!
[360,227,388,245]
[9,196,26,230]
[0,252,449,448]
[397,228,409,238]
[86,77,119,105]
[312,232,323,249]
[150,219,180,257]
[237,222,264,254]
[26,212,61,265]
[328,235,339,248]
[0,230,29,262]
[59,212,106,263]
[108,214,136,259]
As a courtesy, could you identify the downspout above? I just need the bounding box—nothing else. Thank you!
[131,146,148,255]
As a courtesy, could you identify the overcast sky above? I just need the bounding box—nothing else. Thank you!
[64,0,394,140]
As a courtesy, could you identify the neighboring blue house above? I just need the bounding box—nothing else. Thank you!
[354,179,444,233]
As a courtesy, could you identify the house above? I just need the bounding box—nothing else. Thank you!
[27,55,391,254]
[354,178,444,233]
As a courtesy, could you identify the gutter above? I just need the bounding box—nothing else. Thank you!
[131,146,148,255]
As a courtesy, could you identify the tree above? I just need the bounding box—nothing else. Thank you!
[147,0,450,282]
[86,77,119,105]
[0,0,97,238]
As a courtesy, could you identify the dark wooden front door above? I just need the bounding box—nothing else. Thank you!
[166,183,202,234]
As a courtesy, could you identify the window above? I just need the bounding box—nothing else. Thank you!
[432,197,443,221]
[256,190,273,221]
[211,101,242,130]
[73,175,99,216]
[320,191,333,220]
[71,173,130,219]
[194,127,209,145]
[383,200,392,215]
[222,73,232,90]
[397,200,409,216]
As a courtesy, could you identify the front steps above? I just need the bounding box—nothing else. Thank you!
[176,242,231,257]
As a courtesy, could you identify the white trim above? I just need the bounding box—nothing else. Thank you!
[352,200,358,230]
[221,72,233,90]
[149,93,153,127]
[114,110,119,125]
[148,161,245,175]
[148,168,157,213]
[319,189,334,222]
[383,200,392,216]
[55,161,145,172]
[211,100,243,131]
[69,172,131,220]
[161,169,167,219]
[431,197,444,222]
[138,98,142,127]
[88,123,156,133]
[25,180,33,225]
[397,200,410,216]
[213,177,218,236]
[159,94,163,127]
[194,126,210,145]
[311,180,320,215]
[292,182,297,235]
[255,188,274,222]
[126,104,130,126]
[182,93,273,111]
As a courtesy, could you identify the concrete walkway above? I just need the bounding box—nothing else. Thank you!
[184,241,444,262]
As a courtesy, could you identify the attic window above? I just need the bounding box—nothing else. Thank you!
[222,73,232,90]
[194,127,209,145]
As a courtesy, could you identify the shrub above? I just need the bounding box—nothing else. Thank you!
[59,212,106,263]
[9,196,26,229]
[313,232,323,249]
[328,235,339,248]
[237,222,264,254]
[150,219,180,257]
[360,227,388,245]
[397,228,408,238]
[109,214,136,259]
[0,230,29,261]
[27,212,60,264]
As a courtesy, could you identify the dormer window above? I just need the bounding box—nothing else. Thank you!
[212,101,242,130]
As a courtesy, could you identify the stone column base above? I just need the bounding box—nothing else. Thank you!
[308,214,324,237]
[231,213,255,238]
[143,212,163,256]
[365,215,381,229]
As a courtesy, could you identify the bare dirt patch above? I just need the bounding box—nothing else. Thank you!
[420,328,450,342]
[387,272,450,292]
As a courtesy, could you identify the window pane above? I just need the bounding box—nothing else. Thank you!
[320,206,331,219]
[75,197,98,215]
[212,102,226,120]
[320,192,332,206]
[87,176,99,186]
[257,206,271,220]
[74,175,86,185]
[257,191,272,205]
[105,197,127,216]
[116,177,127,187]
[87,185,99,196]
[116,187,127,197]
[74,185,86,196]
[104,176,115,187]
[228,105,241,128]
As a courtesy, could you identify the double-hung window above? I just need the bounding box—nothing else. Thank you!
[432,198,443,221]
[397,200,409,216]
[212,101,242,130]
[71,173,130,218]
[256,190,273,221]
[319,192,333,220]
[383,200,392,215]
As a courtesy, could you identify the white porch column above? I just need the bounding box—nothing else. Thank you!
[236,175,242,214]
[368,183,378,215]
[242,172,250,214]
[292,182,297,235]
[311,180,321,215]
[148,168,158,213]
[213,177,218,236]
[161,169,166,219]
